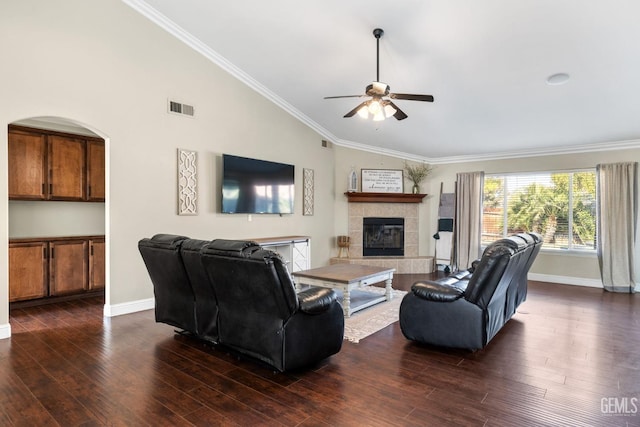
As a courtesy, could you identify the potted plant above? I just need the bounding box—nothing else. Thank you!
[403,161,433,194]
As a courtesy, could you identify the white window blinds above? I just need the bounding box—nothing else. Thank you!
[482,171,596,250]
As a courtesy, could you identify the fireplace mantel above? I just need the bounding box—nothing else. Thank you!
[344,192,427,203]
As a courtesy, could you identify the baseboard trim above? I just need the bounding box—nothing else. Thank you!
[529,273,603,288]
[0,323,11,340]
[103,298,154,318]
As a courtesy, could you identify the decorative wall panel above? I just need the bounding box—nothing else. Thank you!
[177,149,197,215]
[303,168,314,216]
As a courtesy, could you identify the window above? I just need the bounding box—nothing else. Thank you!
[482,170,597,251]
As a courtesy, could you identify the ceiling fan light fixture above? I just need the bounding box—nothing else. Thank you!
[373,110,385,121]
[368,99,382,115]
[383,103,397,118]
[357,104,369,119]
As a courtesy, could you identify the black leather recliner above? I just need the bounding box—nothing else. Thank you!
[139,235,344,372]
[200,239,344,372]
[138,234,197,334]
[399,233,541,350]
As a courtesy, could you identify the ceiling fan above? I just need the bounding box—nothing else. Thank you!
[324,28,434,121]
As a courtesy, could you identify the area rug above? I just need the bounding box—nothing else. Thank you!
[343,288,407,343]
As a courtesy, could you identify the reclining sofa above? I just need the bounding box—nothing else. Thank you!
[399,233,541,350]
[138,234,344,372]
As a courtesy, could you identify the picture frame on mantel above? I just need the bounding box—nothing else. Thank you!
[361,169,404,193]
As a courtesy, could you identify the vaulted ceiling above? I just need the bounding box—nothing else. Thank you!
[125,0,640,163]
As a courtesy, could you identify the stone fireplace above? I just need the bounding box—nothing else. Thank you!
[330,196,433,274]
[347,201,418,258]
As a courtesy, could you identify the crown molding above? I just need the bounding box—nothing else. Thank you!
[428,138,640,164]
[333,137,640,165]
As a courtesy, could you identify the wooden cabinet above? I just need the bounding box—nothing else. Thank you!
[49,239,88,296]
[8,129,47,200]
[9,235,105,303]
[89,238,106,290]
[8,241,48,302]
[87,141,105,201]
[8,125,104,202]
[48,135,86,201]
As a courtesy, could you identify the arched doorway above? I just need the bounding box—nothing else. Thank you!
[7,116,109,324]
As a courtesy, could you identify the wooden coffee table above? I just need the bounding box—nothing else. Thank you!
[291,264,395,317]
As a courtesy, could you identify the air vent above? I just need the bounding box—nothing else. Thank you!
[168,100,195,117]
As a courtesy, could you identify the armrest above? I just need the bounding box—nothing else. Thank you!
[411,281,465,302]
[298,287,337,314]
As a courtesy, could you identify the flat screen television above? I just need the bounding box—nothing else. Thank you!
[221,154,295,214]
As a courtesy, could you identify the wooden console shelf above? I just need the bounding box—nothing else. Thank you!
[344,192,427,203]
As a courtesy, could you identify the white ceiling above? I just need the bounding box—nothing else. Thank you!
[125,0,640,163]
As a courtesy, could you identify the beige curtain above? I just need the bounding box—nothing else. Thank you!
[596,162,638,293]
[454,171,484,271]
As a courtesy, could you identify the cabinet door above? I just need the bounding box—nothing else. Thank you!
[291,240,310,272]
[9,242,48,302]
[49,240,88,296]
[48,135,85,201]
[8,129,47,200]
[86,141,105,201]
[89,238,105,290]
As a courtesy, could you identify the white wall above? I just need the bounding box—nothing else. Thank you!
[9,201,105,238]
[0,0,336,335]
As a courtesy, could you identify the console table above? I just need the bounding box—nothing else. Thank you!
[249,235,310,272]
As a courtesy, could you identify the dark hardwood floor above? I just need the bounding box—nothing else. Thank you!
[2,275,639,426]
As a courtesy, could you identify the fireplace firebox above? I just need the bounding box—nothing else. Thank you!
[363,217,404,256]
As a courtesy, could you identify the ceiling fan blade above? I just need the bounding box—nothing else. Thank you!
[394,109,408,120]
[388,101,408,120]
[324,95,365,99]
[344,101,368,118]
[389,93,434,102]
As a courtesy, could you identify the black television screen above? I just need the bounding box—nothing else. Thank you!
[221,154,295,214]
